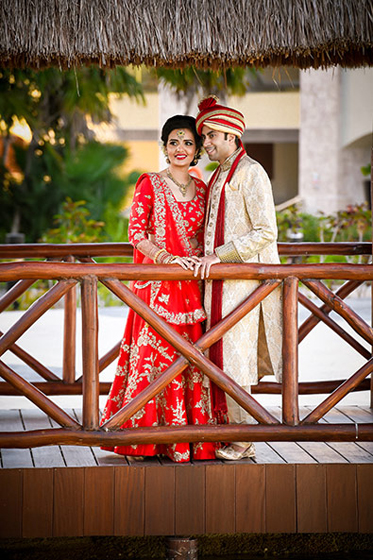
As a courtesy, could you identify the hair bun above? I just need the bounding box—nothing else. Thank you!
[198,95,219,112]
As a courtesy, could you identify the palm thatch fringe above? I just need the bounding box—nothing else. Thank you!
[0,0,372,70]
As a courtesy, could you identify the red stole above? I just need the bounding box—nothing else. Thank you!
[208,147,246,422]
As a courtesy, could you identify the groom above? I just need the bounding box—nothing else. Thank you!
[194,96,283,460]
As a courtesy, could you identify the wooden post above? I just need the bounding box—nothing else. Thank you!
[282,276,299,425]
[81,276,99,430]
[63,256,76,384]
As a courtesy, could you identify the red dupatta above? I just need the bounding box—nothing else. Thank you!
[208,146,246,421]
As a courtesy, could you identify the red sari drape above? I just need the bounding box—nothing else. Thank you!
[100,173,217,462]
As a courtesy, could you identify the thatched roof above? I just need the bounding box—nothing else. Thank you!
[1,0,372,71]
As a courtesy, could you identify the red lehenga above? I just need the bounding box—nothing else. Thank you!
[100,173,217,462]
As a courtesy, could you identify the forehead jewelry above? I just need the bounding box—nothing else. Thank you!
[176,130,185,138]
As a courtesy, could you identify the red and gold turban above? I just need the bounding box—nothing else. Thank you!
[196,95,245,137]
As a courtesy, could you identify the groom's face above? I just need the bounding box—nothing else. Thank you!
[201,126,235,164]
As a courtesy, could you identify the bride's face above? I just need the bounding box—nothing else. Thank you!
[165,128,196,167]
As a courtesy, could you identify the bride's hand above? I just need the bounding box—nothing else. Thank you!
[170,256,196,270]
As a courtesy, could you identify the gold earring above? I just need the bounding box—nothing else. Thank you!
[193,149,202,165]
[162,146,170,164]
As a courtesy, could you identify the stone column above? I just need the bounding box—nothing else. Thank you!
[299,68,341,215]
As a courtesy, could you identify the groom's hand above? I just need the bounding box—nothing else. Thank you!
[193,254,220,279]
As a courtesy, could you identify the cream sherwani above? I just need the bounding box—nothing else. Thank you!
[204,152,283,395]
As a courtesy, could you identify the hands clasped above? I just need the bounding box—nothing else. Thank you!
[171,254,220,278]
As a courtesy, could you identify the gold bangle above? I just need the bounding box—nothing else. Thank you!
[153,248,167,263]
[159,251,172,264]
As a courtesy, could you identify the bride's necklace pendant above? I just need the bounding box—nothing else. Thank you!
[166,168,192,197]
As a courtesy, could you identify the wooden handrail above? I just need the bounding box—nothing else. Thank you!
[1,423,372,449]
[1,261,373,282]
[0,378,370,396]
[0,242,372,448]
[0,241,371,258]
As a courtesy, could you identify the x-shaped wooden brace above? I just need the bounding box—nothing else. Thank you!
[298,279,373,424]
[100,277,282,430]
[0,279,80,429]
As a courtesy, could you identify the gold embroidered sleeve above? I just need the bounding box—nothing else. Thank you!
[215,241,243,263]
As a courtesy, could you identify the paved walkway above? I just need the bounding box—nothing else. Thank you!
[0,298,372,410]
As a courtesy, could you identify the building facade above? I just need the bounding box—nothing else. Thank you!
[104,67,373,216]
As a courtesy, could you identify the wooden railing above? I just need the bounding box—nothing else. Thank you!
[0,242,372,449]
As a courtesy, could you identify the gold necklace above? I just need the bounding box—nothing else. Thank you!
[166,168,192,197]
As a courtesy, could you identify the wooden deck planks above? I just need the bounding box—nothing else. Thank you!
[23,468,54,538]
[265,464,296,533]
[175,463,205,535]
[253,441,286,463]
[84,466,115,536]
[296,464,327,532]
[1,405,372,469]
[145,464,175,535]
[296,441,349,463]
[327,442,373,463]
[326,464,358,532]
[357,464,373,533]
[0,406,372,538]
[266,441,317,463]
[53,468,85,537]
[21,409,65,468]
[0,409,34,468]
[235,464,266,533]
[114,464,145,536]
[0,469,23,538]
[52,410,98,468]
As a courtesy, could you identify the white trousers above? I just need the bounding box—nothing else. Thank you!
[226,385,255,448]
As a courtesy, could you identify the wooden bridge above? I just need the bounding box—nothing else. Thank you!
[0,242,372,539]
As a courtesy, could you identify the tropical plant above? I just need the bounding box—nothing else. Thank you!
[0,66,144,242]
[40,197,105,244]
[276,202,372,264]
[276,204,303,241]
